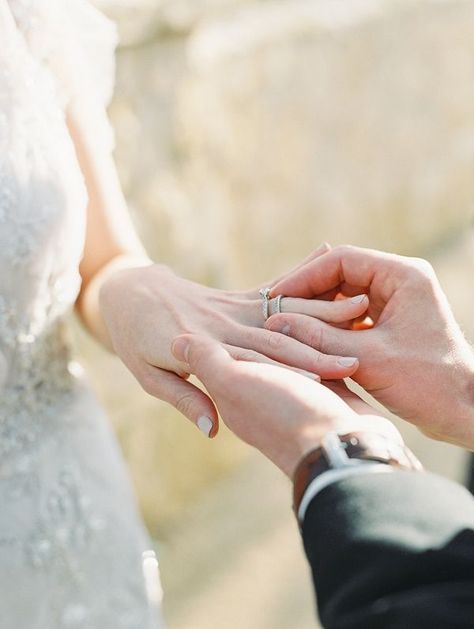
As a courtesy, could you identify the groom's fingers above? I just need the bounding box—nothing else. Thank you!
[141,363,219,438]
[256,243,332,294]
[270,245,393,299]
[223,344,320,381]
[280,294,368,324]
[286,242,332,273]
[265,313,369,361]
[229,326,359,379]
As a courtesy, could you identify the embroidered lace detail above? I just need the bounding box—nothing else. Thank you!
[0,163,69,268]
[0,451,159,628]
[26,462,107,571]
[0,326,76,462]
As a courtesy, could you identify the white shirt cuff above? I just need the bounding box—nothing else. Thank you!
[298,462,394,524]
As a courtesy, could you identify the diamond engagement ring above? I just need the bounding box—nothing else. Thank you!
[259,288,284,320]
[259,287,271,320]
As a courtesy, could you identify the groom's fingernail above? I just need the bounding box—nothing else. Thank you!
[350,294,366,304]
[172,337,190,362]
[337,357,358,367]
[316,242,331,254]
[197,416,213,438]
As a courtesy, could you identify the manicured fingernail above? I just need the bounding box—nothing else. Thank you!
[338,357,358,367]
[172,337,190,362]
[350,294,366,304]
[319,241,331,253]
[197,416,213,437]
[281,324,291,335]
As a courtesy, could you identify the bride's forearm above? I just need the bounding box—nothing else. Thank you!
[67,110,157,349]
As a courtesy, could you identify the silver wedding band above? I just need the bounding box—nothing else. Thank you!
[269,294,283,317]
[259,288,284,321]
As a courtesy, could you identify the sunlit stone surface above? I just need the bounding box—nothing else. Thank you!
[179,0,474,282]
[105,0,474,287]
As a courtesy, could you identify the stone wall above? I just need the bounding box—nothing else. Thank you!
[104,0,474,285]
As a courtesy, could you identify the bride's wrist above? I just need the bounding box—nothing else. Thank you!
[82,253,158,350]
[98,253,155,280]
[98,257,175,299]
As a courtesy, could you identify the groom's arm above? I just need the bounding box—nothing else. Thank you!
[171,333,474,627]
[302,470,474,628]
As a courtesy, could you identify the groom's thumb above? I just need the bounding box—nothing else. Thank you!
[171,335,192,364]
[172,334,232,384]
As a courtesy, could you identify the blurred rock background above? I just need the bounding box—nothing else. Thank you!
[75,1,474,627]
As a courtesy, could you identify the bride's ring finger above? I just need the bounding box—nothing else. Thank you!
[223,344,320,382]
[271,294,368,324]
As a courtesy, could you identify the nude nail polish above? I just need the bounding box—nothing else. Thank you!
[338,357,358,367]
[350,294,366,304]
[197,416,213,437]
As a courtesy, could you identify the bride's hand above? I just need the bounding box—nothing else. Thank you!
[99,259,368,437]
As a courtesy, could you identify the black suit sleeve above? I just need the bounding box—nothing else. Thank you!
[301,470,474,629]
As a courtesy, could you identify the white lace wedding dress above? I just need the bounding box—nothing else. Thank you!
[0,1,163,626]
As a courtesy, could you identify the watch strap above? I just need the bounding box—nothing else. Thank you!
[293,431,423,517]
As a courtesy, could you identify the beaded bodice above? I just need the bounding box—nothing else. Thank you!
[0,0,88,447]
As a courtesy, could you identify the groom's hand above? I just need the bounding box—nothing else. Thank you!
[267,245,474,449]
[172,334,401,476]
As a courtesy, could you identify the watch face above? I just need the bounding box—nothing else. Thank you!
[326,432,422,471]
[293,432,422,522]
[322,432,354,468]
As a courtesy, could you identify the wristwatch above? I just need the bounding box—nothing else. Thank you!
[293,431,423,519]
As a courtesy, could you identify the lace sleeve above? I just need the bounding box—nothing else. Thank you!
[9,0,118,151]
